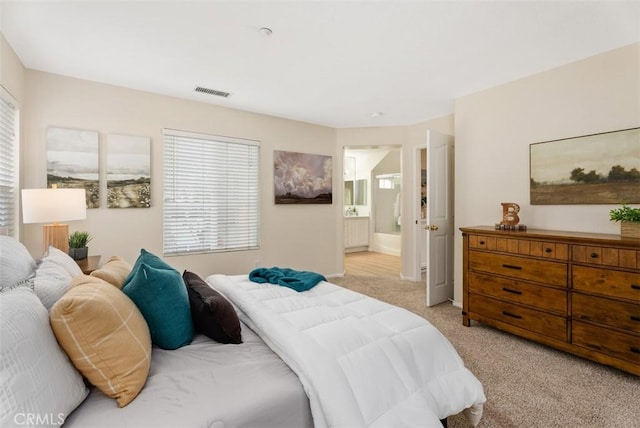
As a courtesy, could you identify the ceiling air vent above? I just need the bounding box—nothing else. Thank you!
[195,86,231,97]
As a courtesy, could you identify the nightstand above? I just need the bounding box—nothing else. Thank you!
[76,255,101,274]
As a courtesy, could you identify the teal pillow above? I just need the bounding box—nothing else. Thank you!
[124,248,173,284]
[122,261,193,350]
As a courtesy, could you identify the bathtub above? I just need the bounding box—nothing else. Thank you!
[371,232,401,256]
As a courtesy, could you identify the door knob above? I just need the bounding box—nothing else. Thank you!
[429,224,439,231]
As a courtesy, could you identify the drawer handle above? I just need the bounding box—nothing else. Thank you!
[590,253,599,259]
[544,248,552,253]
[479,240,485,245]
[631,347,640,355]
[502,264,522,270]
[632,284,640,290]
[502,311,522,319]
[502,287,523,295]
[630,316,640,322]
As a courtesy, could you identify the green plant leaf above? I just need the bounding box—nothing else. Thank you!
[68,231,93,248]
[609,204,640,222]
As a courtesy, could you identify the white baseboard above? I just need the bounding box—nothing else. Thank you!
[325,272,345,279]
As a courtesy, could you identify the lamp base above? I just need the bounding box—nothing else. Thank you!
[43,223,69,254]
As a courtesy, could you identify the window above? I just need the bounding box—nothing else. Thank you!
[377,173,399,190]
[163,129,260,255]
[0,87,19,237]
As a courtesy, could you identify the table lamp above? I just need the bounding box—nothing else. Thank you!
[21,187,87,253]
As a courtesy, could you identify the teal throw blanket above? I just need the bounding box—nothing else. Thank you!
[249,267,326,292]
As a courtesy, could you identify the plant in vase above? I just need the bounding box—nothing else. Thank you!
[609,204,640,239]
[68,231,93,260]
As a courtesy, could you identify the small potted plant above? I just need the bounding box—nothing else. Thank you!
[68,231,93,260]
[609,203,640,239]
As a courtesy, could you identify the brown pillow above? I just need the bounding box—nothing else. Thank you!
[50,275,151,407]
[90,256,132,289]
[182,270,242,344]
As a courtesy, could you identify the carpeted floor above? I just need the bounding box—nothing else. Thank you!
[329,274,640,428]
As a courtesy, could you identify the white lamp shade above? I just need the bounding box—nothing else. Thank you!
[22,188,87,224]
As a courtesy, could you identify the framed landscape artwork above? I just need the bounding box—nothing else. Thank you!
[106,134,151,208]
[47,127,100,208]
[274,150,332,204]
[530,127,640,205]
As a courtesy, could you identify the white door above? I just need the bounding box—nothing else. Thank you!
[425,130,454,306]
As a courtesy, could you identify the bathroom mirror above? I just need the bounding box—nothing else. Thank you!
[344,179,367,206]
[344,181,354,205]
[343,155,367,208]
[354,179,367,205]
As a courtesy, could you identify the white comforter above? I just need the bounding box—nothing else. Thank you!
[206,274,486,428]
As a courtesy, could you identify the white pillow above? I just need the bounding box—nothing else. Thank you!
[0,236,36,291]
[0,287,88,427]
[33,257,74,310]
[41,246,83,278]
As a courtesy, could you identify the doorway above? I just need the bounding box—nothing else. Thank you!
[343,146,402,277]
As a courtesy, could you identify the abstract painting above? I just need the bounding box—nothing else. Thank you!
[47,127,100,208]
[106,134,151,208]
[274,150,332,204]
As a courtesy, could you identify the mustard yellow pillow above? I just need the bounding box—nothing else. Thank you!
[89,256,132,289]
[50,275,151,407]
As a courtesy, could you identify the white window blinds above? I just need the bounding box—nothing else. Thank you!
[0,88,19,237]
[163,129,260,255]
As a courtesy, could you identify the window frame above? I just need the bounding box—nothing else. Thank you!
[162,128,260,256]
[0,85,20,237]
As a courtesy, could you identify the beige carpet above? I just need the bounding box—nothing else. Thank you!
[329,274,640,428]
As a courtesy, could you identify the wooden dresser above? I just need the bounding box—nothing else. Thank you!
[460,226,640,376]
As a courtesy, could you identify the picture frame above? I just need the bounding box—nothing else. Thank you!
[106,134,151,208]
[530,127,640,205]
[274,150,332,204]
[47,127,100,208]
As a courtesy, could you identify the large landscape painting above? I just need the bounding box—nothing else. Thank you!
[47,127,99,207]
[274,150,332,204]
[530,127,640,204]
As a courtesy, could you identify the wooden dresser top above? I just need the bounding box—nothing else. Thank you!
[460,226,640,249]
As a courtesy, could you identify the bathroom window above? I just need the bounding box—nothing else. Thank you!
[377,174,398,190]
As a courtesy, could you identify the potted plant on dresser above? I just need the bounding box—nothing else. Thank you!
[68,231,93,260]
[609,204,640,239]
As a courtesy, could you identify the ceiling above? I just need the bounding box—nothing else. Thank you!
[2,1,639,129]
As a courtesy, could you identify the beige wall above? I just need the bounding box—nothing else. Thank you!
[0,33,25,103]
[453,42,640,304]
[20,70,339,278]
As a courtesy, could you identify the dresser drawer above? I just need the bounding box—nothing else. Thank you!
[469,294,567,341]
[573,245,639,269]
[572,265,640,302]
[468,271,567,314]
[573,293,640,334]
[572,321,640,365]
[469,235,568,260]
[469,250,567,286]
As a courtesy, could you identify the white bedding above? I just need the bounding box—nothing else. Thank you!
[206,274,486,428]
[63,326,313,428]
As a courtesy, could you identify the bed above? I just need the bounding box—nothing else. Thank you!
[63,326,314,427]
[2,231,484,427]
[206,273,486,428]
